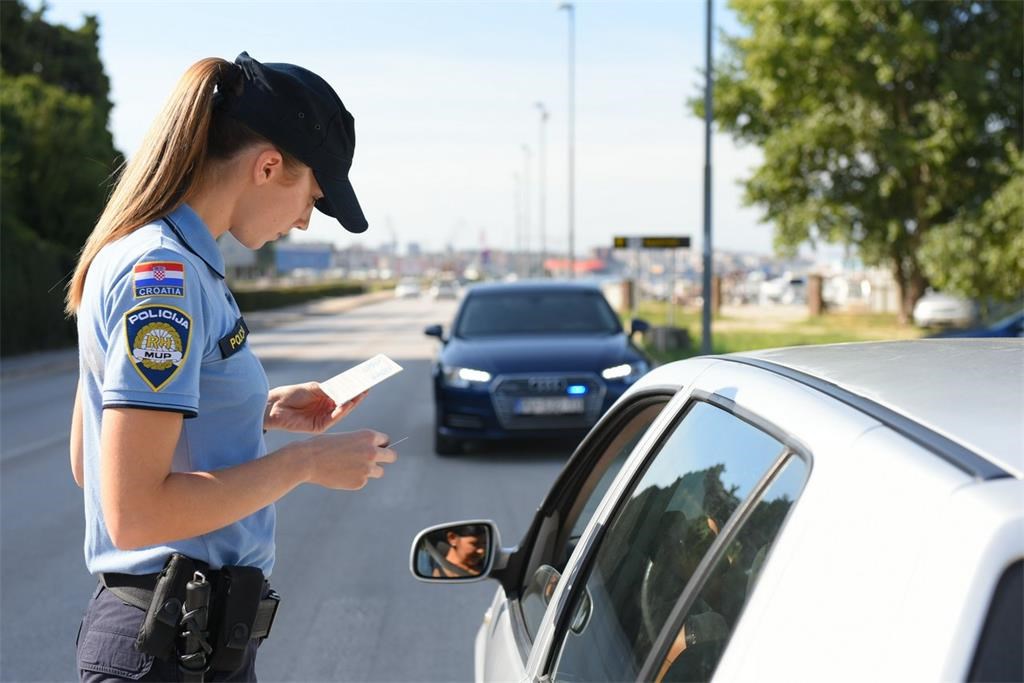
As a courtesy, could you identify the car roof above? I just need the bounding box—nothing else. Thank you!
[465,280,603,296]
[634,340,1022,478]
[737,340,1023,478]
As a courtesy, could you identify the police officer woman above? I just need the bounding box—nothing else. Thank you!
[66,53,395,681]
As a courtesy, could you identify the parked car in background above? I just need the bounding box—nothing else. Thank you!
[913,290,976,327]
[758,272,807,305]
[424,281,651,455]
[394,277,422,299]
[934,308,1024,338]
[412,339,1023,682]
[430,279,459,300]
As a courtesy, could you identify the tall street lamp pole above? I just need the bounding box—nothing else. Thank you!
[701,0,714,355]
[514,171,522,277]
[522,144,532,276]
[535,102,549,277]
[558,2,576,279]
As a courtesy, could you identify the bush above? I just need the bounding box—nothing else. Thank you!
[232,281,367,312]
[1,222,77,355]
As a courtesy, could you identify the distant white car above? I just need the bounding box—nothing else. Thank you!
[429,280,459,300]
[913,291,976,327]
[758,273,806,305]
[412,340,1023,683]
[394,277,422,299]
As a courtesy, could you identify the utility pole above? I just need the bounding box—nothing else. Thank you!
[387,215,398,277]
[535,102,549,277]
[701,0,714,355]
[559,2,576,279]
[522,144,532,277]
[514,172,522,278]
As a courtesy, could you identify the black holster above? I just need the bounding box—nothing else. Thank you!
[208,565,265,672]
[135,554,197,659]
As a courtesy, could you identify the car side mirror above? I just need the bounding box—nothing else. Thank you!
[424,324,445,340]
[630,318,651,337]
[410,520,507,583]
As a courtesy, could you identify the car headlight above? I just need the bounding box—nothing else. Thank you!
[441,365,492,388]
[601,361,649,383]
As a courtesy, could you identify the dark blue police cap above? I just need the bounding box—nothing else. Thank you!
[221,52,368,233]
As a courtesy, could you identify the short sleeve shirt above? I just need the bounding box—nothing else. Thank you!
[77,204,275,576]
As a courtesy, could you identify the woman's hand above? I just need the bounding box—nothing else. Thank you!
[264,382,367,433]
[300,429,397,490]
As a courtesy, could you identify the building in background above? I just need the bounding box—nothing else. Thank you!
[219,233,260,281]
[274,241,334,274]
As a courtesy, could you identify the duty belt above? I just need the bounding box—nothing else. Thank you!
[100,570,279,642]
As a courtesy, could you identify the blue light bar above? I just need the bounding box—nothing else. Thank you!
[567,385,588,395]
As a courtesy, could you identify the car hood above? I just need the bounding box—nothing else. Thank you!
[440,334,643,374]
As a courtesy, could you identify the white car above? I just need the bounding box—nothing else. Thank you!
[913,291,976,327]
[394,277,422,299]
[429,280,459,300]
[412,340,1023,682]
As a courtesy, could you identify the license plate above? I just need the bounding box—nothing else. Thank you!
[515,397,585,415]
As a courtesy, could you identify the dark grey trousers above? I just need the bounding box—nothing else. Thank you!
[76,583,259,682]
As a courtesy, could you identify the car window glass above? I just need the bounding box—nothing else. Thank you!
[968,561,1023,682]
[520,401,666,641]
[456,291,620,337]
[567,407,659,554]
[551,402,787,683]
[520,564,563,640]
[651,455,808,683]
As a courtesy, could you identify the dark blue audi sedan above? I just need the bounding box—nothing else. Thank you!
[424,281,651,454]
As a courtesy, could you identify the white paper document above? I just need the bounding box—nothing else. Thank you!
[319,354,403,405]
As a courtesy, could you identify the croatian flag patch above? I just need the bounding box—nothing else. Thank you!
[134,261,185,298]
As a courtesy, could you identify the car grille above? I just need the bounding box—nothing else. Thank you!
[491,373,606,431]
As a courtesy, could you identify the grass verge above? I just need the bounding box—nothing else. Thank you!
[628,302,925,364]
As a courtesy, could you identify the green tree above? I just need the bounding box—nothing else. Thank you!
[920,152,1024,310]
[0,1,120,355]
[1,1,113,112]
[704,0,1022,321]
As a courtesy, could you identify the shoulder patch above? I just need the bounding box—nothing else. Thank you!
[134,261,185,298]
[218,317,250,359]
[124,305,192,391]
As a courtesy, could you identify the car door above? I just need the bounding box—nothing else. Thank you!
[476,386,680,681]
[532,395,812,683]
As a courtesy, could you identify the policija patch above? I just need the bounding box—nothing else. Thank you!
[124,305,192,391]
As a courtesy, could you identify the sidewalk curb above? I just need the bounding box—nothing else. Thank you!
[0,290,394,382]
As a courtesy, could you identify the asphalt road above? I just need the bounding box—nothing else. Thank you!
[0,296,574,682]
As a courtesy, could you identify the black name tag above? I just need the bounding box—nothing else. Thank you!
[218,317,250,359]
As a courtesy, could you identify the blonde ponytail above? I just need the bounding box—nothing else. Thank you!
[65,57,292,315]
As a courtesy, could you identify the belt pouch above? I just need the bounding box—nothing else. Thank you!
[135,553,196,659]
[209,565,263,672]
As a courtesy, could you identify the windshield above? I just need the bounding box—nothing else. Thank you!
[455,290,622,337]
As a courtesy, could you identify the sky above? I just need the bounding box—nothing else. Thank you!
[43,0,773,256]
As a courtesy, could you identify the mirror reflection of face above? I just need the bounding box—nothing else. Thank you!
[446,530,486,574]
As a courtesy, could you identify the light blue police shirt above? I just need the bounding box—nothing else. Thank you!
[77,203,275,576]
